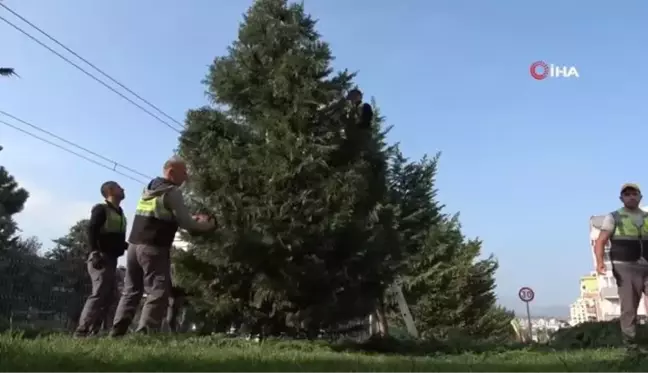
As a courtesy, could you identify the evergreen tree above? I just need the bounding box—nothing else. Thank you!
[174,0,397,337]
[387,147,443,264]
[388,151,513,340]
[0,145,29,251]
[13,236,42,256]
[45,219,92,328]
[0,152,52,325]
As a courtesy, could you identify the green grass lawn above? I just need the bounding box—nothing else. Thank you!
[0,334,644,372]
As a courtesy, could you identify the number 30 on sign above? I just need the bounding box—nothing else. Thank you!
[518,287,535,303]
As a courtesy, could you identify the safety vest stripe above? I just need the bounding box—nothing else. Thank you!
[134,194,174,221]
[612,236,648,241]
[135,210,156,217]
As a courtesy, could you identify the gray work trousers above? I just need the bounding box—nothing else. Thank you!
[90,286,119,333]
[76,254,117,334]
[613,261,648,343]
[112,243,172,333]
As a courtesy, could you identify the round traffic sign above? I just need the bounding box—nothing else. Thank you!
[518,287,535,302]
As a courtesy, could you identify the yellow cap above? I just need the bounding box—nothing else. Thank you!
[621,183,641,193]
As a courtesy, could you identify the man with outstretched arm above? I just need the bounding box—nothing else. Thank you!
[110,156,215,336]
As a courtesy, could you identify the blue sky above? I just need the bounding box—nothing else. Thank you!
[1,0,646,314]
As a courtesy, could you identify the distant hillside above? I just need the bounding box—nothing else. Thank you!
[498,297,569,319]
[528,306,569,319]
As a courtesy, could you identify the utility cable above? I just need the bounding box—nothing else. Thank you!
[1,116,205,224]
[0,110,152,181]
[0,11,183,134]
[0,115,152,184]
[0,2,184,130]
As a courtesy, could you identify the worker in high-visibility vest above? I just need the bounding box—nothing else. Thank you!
[110,155,215,336]
[594,183,648,353]
[75,181,127,337]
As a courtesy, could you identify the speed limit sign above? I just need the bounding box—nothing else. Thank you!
[518,287,535,303]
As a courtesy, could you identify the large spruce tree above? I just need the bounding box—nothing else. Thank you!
[175,0,397,337]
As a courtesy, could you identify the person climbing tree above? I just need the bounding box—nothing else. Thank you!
[346,89,373,129]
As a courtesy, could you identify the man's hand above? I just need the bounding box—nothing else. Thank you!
[596,261,607,275]
[193,214,216,230]
[594,229,612,276]
[88,251,105,270]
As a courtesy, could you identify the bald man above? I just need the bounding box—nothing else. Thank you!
[110,156,215,336]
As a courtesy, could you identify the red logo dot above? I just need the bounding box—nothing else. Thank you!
[530,61,549,80]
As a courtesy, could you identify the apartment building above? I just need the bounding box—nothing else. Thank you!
[589,214,648,321]
[514,317,569,342]
[569,273,599,325]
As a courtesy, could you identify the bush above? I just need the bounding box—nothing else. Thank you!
[550,320,648,349]
[335,334,527,356]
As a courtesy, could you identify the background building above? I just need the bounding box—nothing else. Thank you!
[569,273,599,325]
[588,214,648,321]
[514,317,569,342]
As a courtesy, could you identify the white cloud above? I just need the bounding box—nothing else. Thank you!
[13,182,94,250]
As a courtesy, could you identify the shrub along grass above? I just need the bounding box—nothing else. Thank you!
[0,333,646,372]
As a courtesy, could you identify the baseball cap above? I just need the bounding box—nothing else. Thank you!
[621,183,641,193]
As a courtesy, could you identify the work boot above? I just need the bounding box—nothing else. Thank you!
[630,344,648,355]
[623,337,648,357]
[109,328,126,338]
[109,320,130,338]
[136,327,149,335]
[73,330,88,338]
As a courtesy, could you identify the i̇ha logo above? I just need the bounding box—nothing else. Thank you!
[530,61,579,80]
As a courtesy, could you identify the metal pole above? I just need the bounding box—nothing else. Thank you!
[526,301,533,342]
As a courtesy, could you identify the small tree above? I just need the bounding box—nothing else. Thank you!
[45,219,92,328]
[0,155,43,325]
[13,236,42,256]
[0,146,29,251]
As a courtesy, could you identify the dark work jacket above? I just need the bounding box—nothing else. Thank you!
[88,202,128,258]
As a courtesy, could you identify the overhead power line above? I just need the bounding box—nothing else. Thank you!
[0,110,152,184]
[0,5,184,134]
[0,110,152,180]
[0,3,183,129]
[1,118,147,184]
